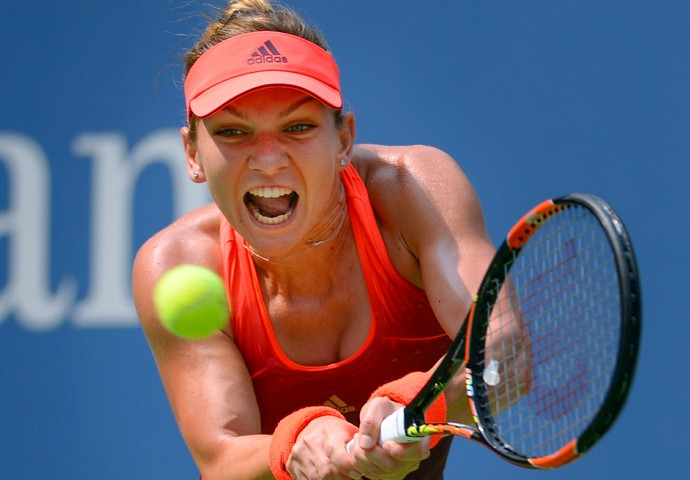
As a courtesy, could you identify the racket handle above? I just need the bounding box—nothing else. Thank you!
[380,408,420,444]
[345,408,419,453]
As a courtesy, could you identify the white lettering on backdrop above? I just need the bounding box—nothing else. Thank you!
[0,130,210,331]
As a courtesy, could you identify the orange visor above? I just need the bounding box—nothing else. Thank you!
[184,31,342,122]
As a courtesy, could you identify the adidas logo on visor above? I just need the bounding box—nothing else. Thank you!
[247,40,288,65]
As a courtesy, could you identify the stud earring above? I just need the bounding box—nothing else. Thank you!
[339,158,346,167]
[193,172,199,180]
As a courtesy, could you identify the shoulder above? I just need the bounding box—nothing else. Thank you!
[351,144,479,222]
[132,203,224,302]
[352,144,459,183]
[351,144,473,207]
[350,144,487,283]
[352,142,489,251]
[135,203,222,266]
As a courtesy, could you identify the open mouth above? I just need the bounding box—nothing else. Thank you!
[244,187,299,225]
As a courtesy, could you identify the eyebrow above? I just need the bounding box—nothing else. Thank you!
[221,94,318,120]
[279,95,319,117]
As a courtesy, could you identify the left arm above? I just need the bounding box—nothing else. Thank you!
[360,144,496,423]
[344,145,496,479]
[404,149,496,422]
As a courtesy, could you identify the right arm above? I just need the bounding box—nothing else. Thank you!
[133,205,360,480]
[132,205,274,479]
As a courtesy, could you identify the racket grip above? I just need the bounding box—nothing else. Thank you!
[345,409,418,453]
[380,408,420,444]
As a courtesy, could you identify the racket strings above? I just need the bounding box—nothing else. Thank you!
[479,204,621,458]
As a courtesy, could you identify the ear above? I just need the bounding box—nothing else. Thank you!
[337,111,356,169]
[180,126,206,183]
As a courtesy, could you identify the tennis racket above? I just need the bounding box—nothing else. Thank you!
[378,193,641,468]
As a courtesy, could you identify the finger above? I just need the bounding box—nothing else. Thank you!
[358,397,406,451]
[293,442,360,480]
[345,433,358,455]
[381,436,431,462]
[285,456,307,480]
[351,440,428,480]
[352,445,398,479]
[356,421,378,450]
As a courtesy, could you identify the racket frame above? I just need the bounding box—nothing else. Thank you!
[465,194,642,468]
[383,194,641,469]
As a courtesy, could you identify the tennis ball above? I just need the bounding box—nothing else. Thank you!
[153,264,229,340]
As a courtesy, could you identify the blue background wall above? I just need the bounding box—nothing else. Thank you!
[1,1,688,478]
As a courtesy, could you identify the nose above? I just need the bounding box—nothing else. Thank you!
[247,132,289,175]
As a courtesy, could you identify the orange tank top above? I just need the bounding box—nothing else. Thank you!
[220,165,451,434]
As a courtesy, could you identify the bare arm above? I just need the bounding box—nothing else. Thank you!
[344,145,497,478]
[132,205,274,480]
[402,148,495,422]
[397,153,531,415]
[357,145,497,424]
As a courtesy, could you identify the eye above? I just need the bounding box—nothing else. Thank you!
[285,123,314,134]
[214,126,247,137]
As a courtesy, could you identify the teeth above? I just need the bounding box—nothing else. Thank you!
[246,187,296,225]
[248,187,293,199]
[247,203,292,225]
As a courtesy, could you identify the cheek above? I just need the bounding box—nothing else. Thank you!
[207,179,245,229]
[198,158,232,199]
[206,170,236,202]
[198,147,237,178]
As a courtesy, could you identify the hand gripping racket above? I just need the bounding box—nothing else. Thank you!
[379,193,641,468]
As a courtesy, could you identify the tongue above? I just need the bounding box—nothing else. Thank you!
[251,195,291,218]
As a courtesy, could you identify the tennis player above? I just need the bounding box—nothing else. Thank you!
[133,1,496,478]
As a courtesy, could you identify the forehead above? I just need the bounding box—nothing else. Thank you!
[220,87,327,117]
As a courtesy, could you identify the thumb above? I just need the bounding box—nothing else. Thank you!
[358,397,402,450]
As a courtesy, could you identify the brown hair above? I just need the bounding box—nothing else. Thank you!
[184,0,331,75]
[184,0,339,137]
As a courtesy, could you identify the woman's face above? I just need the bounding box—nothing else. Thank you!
[184,87,354,258]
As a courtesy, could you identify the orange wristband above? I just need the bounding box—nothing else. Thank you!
[269,406,345,480]
[370,371,447,448]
